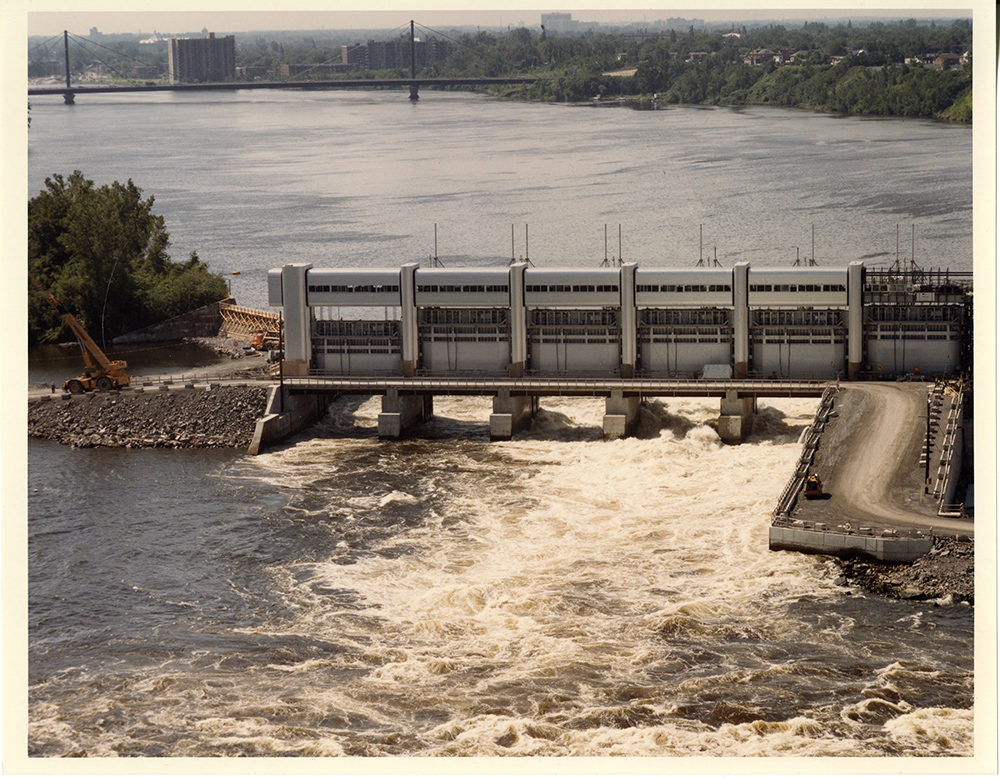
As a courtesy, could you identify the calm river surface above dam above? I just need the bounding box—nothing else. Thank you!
[25,90,975,762]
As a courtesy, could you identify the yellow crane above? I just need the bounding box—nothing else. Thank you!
[30,274,130,393]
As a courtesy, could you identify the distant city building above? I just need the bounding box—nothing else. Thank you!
[622,31,662,44]
[743,48,775,66]
[342,37,451,71]
[341,44,367,67]
[541,12,580,34]
[933,53,962,68]
[168,32,235,84]
[280,63,360,77]
[236,66,269,79]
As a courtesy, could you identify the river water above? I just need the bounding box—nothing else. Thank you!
[26,90,974,761]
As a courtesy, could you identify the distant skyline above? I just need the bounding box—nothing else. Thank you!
[24,5,967,37]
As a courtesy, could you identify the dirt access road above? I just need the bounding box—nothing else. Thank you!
[816,383,971,535]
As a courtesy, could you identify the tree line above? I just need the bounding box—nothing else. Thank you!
[431,18,972,120]
[29,172,229,345]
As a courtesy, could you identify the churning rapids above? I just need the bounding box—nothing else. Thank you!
[28,395,973,758]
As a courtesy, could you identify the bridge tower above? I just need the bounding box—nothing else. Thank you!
[62,31,75,104]
[409,20,419,102]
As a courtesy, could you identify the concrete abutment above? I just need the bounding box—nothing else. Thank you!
[249,386,331,455]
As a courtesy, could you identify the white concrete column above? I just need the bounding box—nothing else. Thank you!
[399,263,419,376]
[509,262,528,377]
[847,261,864,380]
[620,263,637,378]
[733,262,750,378]
[281,263,313,370]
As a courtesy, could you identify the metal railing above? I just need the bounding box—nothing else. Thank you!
[771,384,837,521]
[282,373,830,398]
[933,379,967,517]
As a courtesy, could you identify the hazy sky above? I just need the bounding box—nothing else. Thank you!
[22,2,965,37]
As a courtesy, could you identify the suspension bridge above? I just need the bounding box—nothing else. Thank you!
[28,23,548,103]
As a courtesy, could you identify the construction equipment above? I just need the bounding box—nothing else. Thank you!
[803,473,824,500]
[30,274,131,393]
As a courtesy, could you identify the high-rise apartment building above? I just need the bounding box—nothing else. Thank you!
[168,32,236,83]
[540,13,579,34]
[343,37,451,71]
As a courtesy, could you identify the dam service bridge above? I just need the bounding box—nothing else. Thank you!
[261,261,971,443]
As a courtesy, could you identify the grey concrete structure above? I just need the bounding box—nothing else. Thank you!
[490,389,538,441]
[268,262,971,441]
[249,385,330,455]
[378,388,433,439]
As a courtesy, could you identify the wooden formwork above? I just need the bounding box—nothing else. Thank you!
[219,303,282,348]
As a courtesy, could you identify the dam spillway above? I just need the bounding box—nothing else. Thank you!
[263,261,969,441]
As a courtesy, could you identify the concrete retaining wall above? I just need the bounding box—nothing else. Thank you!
[248,387,330,455]
[769,523,932,562]
[937,390,965,513]
[112,298,235,344]
[770,385,837,520]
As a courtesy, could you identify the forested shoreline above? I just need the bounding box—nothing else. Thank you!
[28,172,229,346]
[30,17,972,122]
[433,18,972,119]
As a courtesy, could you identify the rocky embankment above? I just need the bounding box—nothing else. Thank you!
[29,385,270,449]
[28,336,275,449]
[837,536,974,605]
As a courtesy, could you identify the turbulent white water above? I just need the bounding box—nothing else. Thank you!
[197,395,969,758]
[28,395,974,758]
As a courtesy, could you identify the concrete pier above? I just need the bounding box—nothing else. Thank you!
[603,389,641,439]
[489,389,538,441]
[378,388,433,439]
[249,386,330,455]
[718,390,756,444]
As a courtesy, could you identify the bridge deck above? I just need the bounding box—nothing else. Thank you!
[28,77,542,98]
[282,375,829,398]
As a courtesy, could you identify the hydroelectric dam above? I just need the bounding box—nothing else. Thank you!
[258,260,971,445]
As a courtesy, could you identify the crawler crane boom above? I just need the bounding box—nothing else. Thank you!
[30,274,130,393]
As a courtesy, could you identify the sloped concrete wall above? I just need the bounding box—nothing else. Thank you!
[112,298,235,344]
[248,386,330,455]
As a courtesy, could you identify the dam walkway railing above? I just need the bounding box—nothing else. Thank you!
[279,374,830,399]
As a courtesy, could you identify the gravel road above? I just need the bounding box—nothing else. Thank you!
[804,383,971,534]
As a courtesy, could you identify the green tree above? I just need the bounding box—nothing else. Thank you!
[28,171,229,345]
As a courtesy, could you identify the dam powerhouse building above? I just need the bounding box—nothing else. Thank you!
[267,262,971,382]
